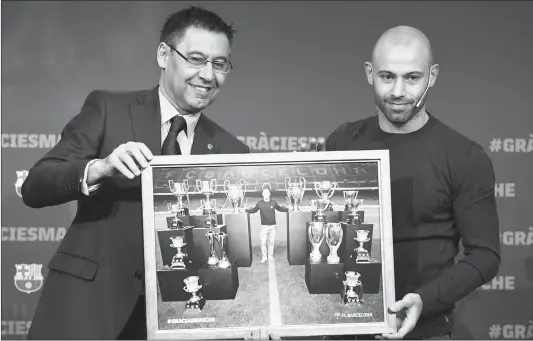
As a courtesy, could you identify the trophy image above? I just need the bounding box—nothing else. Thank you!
[325,223,343,264]
[169,235,187,269]
[183,276,205,311]
[215,232,231,269]
[223,179,247,213]
[196,179,218,215]
[352,229,371,263]
[311,199,329,222]
[285,177,306,211]
[308,221,325,262]
[168,179,190,216]
[205,230,219,266]
[314,181,338,211]
[343,271,364,304]
[167,202,183,229]
[344,190,364,224]
[204,210,217,229]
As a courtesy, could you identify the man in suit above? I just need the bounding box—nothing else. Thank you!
[22,6,249,340]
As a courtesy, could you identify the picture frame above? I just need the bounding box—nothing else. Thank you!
[141,150,396,339]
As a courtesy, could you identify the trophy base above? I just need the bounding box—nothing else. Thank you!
[342,210,365,224]
[198,261,239,300]
[309,251,323,263]
[305,259,344,294]
[327,254,341,264]
[311,211,342,223]
[170,260,187,269]
[344,257,382,294]
[351,250,370,263]
[343,294,362,305]
[207,257,219,266]
[191,214,223,228]
[166,216,192,229]
[217,257,231,269]
[185,296,206,311]
[157,268,199,302]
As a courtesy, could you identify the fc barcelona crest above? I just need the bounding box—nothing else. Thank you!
[14,264,44,294]
[15,170,29,198]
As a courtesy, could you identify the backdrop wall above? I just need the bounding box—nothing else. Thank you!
[2,1,532,339]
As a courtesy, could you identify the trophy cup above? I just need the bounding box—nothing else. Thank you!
[285,177,306,211]
[183,276,205,311]
[196,179,218,215]
[352,229,371,263]
[169,235,187,269]
[314,181,338,211]
[168,180,190,216]
[215,232,231,269]
[308,221,325,262]
[344,191,364,224]
[325,223,343,264]
[167,202,183,229]
[343,271,364,304]
[311,199,329,222]
[224,179,247,213]
[205,230,219,266]
[204,210,217,229]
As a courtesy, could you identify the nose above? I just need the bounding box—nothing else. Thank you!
[390,78,405,98]
[198,62,215,82]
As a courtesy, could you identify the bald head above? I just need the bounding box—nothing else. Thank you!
[371,26,434,68]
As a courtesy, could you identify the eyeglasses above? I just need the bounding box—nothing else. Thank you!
[167,44,233,74]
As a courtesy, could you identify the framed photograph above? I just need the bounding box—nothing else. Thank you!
[141,150,395,339]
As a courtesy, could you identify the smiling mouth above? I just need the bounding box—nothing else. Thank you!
[189,84,213,93]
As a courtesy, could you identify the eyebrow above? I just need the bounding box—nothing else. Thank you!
[377,70,424,76]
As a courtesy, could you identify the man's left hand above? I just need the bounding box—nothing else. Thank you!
[376,293,423,340]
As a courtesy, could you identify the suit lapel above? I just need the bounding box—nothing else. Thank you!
[130,86,161,156]
[191,114,218,155]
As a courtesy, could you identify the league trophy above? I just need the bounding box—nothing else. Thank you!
[342,271,364,304]
[169,235,187,269]
[168,179,190,216]
[223,179,247,213]
[344,190,364,224]
[314,181,338,211]
[166,202,183,229]
[196,179,218,215]
[325,223,343,264]
[352,229,371,263]
[308,221,325,262]
[215,232,231,269]
[285,177,306,211]
[183,276,205,311]
[311,199,329,222]
[205,230,219,266]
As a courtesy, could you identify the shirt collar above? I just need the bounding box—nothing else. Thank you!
[158,87,201,132]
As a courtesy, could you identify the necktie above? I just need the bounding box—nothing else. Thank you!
[161,115,187,155]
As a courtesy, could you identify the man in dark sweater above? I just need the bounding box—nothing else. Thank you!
[246,187,289,263]
[307,26,500,340]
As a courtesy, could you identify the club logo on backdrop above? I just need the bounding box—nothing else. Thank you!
[15,170,29,198]
[14,263,43,294]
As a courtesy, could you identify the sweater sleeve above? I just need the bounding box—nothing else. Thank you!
[415,144,501,315]
[274,201,289,212]
[246,201,260,214]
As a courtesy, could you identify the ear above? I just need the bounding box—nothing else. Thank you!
[156,42,170,69]
[364,62,374,86]
[429,64,440,87]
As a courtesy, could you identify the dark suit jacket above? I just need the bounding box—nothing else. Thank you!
[22,86,249,339]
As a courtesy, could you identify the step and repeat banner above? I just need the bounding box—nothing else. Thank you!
[2,1,532,339]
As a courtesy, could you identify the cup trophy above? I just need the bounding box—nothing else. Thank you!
[352,229,371,263]
[205,230,219,266]
[325,223,343,264]
[223,179,247,213]
[167,202,184,229]
[308,221,325,262]
[169,236,187,269]
[343,271,364,304]
[204,210,217,229]
[314,181,338,211]
[168,180,190,216]
[344,191,364,224]
[183,276,205,311]
[285,177,306,211]
[215,232,231,269]
[311,199,329,222]
[196,179,218,215]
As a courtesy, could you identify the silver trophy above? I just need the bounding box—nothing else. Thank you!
[205,230,219,266]
[308,221,325,262]
[204,210,217,229]
[196,179,218,215]
[344,190,364,224]
[168,180,190,216]
[353,229,371,263]
[215,232,231,269]
[311,199,329,222]
[326,223,343,264]
[169,235,187,269]
[285,177,306,211]
[167,202,184,229]
[343,271,364,304]
[223,179,247,213]
[183,276,205,310]
[314,181,338,211]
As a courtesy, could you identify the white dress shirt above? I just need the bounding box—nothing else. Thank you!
[80,88,201,195]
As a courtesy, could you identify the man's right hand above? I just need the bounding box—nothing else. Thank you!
[87,142,153,185]
[298,137,326,152]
